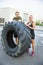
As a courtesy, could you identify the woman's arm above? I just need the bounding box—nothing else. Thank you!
[28,22,36,30]
[25,22,29,26]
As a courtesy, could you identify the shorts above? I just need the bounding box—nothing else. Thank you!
[31,30,35,39]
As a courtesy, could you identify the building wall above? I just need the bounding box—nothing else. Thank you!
[0,7,29,23]
[0,8,10,22]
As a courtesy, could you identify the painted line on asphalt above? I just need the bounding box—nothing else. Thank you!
[41,41,43,44]
[36,34,43,37]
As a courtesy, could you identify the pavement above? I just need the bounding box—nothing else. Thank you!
[35,26,43,31]
[0,26,43,65]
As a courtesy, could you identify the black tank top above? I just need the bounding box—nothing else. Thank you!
[27,21,33,28]
[27,21,34,34]
[27,21,35,39]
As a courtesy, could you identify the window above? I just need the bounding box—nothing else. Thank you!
[0,18,5,23]
[23,13,28,23]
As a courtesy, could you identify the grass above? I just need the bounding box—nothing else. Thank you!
[36,20,43,26]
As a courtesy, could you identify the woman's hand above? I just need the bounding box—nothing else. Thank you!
[25,23,28,26]
[26,24,29,27]
[27,25,32,29]
[28,22,36,30]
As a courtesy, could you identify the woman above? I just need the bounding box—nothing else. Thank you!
[25,15,36,56]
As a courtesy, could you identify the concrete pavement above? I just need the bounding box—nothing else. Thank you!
[35,26,43,31]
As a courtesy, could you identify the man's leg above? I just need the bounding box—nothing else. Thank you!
[16,38,19,45]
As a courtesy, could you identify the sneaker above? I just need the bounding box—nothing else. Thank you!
[30,51,34,56]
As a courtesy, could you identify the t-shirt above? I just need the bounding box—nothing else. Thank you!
[13,16,22,22]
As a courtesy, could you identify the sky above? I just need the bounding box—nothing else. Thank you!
[0,0,43,20]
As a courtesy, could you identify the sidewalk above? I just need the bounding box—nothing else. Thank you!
[35,26,43,31]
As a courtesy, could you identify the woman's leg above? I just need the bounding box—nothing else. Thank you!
[32,39,35,52]
[29,39,35,56]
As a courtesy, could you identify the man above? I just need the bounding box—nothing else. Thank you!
[25,15,36,56]
[13,11,22,45]
[13,11,22,22]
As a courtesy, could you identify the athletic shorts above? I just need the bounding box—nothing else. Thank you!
[31,30,35,39]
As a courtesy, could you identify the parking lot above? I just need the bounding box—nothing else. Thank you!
[0,26,43,65]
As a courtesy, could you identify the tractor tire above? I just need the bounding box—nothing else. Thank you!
[1,21,31,57]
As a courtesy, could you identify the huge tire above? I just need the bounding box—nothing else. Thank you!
[1,21,31,57]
